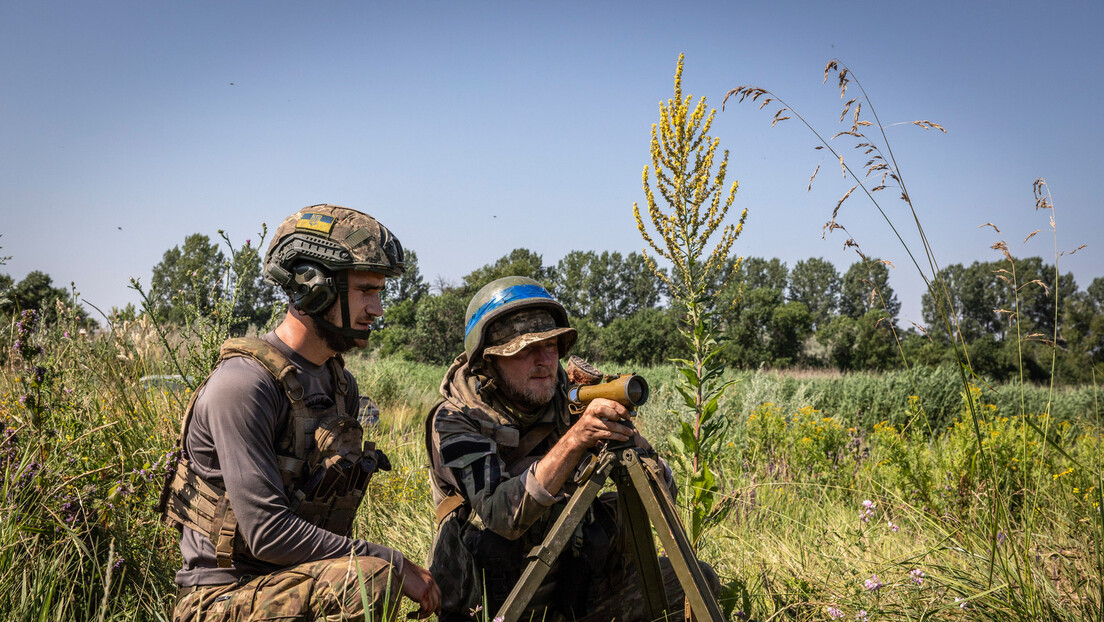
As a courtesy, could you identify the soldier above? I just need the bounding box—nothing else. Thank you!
[425,276,718,621]
[161,205,440,621]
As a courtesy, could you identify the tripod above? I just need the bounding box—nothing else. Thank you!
[495,440,725,622]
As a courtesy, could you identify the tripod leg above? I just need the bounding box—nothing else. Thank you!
[614,466,670,620]
[495,454,614,622]
[621,451,726,622]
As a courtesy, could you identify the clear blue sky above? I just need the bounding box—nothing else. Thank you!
[1,1,1100,327]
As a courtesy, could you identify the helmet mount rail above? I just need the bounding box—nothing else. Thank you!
[264,204,406,342]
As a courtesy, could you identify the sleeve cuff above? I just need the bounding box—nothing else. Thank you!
[354,540,406,575]
[521,462,562,506]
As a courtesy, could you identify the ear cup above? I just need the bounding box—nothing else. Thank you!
[289,262,337,314]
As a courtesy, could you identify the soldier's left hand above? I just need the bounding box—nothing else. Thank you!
[400,560,440,618]
[569,397,633,450]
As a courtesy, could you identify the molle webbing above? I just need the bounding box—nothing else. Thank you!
[160,336,354,568]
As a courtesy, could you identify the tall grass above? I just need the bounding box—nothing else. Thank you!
[719,59,1103,620]
[2,58,1099,620]
[1,307,1100,621]
[0,305,181,620]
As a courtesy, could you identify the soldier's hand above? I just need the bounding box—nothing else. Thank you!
[632,430,654,454]
[569,397,633,450]
[400,560,440,618]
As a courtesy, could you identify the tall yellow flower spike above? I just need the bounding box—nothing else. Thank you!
[633,53,746,306]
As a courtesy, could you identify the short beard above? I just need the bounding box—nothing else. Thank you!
[315,321,358,354]
[496,368,557,412]
[314,302,360,353]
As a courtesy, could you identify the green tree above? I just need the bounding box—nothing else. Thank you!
[408,291,467,365]
[598,307,684,366]
[920,261,1006,342]
[551,250,663,326]
[375,298,419,360]
[1057,277,1104,382]
[461,248,550,295]
[229,241,281,332]
[381,249,429,307]
[2,271,92,327]
[150,233,226,324]
[769,300,813,367]
[722,287,778,368]
[840,257,900,321]
[787,257,839,329]
[1010,256,1076,340]
[739,256,788,292]
[821,310,899,371]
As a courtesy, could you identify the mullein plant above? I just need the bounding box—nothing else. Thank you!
[633,54,747,546]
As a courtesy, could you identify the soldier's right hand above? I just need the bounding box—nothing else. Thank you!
[400,560,440,618]
[568,397,633,450]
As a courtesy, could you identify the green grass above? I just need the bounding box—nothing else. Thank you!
[2,310,1101,620]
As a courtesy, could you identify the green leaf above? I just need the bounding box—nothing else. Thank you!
[677,367,702,388]
[674,385,697,410]
[676,421,699,455]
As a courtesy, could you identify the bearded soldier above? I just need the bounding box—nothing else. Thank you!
[425,277,718,621]
[161,205,439,621]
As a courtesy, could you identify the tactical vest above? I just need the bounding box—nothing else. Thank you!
[159,337,386,568]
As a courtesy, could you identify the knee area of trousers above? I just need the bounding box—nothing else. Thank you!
[697,561,722,596]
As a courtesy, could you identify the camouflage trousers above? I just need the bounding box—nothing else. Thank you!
[172,556,402,622]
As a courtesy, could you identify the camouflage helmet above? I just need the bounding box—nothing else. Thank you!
[464,276,576,364]
[265,205,404,314]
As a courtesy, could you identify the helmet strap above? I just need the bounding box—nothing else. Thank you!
[309,271,373,340]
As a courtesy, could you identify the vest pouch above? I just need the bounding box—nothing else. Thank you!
[311,416,365,466]
[322,490,364,536]
[428,510,482,615]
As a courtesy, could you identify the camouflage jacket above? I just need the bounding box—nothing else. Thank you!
[427,354,575,541]
[426,354,676,540]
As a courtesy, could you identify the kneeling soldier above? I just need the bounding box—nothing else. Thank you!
[161,205,439,621]
[425,277,719,621]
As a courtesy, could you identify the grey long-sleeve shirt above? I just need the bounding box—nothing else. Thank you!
[175,332,404,587]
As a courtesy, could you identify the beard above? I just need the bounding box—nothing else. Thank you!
[314,302,364,354]
[497,366,557,412]
[315,321,359,353]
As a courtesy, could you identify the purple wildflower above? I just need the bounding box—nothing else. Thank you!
[909,568,924,585]
[860,499,875,523]
[863,575,883,591]
[856,611,868,621]
[826,606,844,619]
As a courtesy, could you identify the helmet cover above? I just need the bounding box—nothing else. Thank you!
[463,276,576,363]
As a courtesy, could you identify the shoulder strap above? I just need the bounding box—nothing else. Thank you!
[326,352,349,404]
[220,337,297,385]
[221,337,311,457]
[426,398,469,527]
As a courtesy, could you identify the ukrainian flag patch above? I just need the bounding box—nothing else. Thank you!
[296,213,336,235]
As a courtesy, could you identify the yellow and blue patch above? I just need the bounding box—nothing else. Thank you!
[296,213,336,235]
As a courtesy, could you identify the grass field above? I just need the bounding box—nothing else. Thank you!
[3,305,1099,622]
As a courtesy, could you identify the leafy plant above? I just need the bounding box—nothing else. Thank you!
[632,53,747,544]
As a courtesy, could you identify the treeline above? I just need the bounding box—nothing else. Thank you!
[3,233,1101,385]
[372,247,1103,386]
